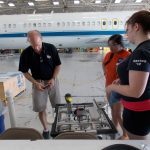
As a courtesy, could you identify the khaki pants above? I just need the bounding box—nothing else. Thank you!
[32,78,61,112]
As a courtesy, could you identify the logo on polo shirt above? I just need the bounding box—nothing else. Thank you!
[133,59,147,66]
[47,55,51,59]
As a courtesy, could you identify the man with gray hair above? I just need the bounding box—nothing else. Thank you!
[19,30,61,139]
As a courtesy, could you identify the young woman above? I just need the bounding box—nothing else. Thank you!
[106,10,150,139]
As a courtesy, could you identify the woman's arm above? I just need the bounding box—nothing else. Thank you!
[106,70,149,98]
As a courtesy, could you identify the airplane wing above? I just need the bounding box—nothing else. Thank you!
[86,37,108,47]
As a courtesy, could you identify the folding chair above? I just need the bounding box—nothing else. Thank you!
[55,132,97,139]
[0,127,43,140]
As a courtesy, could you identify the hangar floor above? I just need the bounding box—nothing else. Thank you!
[1,52,109,136]
[0,52,119,139]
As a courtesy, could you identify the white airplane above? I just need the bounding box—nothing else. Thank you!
[0,11,134,49]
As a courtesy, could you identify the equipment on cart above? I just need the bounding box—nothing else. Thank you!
[65,93,72,114]
[50,97,117,138]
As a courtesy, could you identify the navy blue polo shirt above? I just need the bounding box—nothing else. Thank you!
[19,42,61,80]
[117,40,150,102]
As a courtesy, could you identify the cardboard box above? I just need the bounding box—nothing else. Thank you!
[0,72,26,101]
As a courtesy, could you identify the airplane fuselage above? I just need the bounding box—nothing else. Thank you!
[0,11,134,49]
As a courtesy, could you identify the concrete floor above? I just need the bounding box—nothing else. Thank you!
[1,52,108,135]
[1,52,150,140]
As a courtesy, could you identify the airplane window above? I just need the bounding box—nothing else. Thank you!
[112,19,119,29]
[77,22,80,26]
[67,22,70,26]
[114,20,117,25]
[3,24,6,29]
[87,21,90,26]
[33,23,36,27]
[13,24,16,28]
[101,19,108,29]
[43,23,46,27]
[48,23,51,27]
[28,23,31,28]
[82,22,85,26]
[62,22,65,26]
[72,22,75,26]
[38,23,41,27]
[23,23,27,28]
[57,22,60,27]
[92,21,95,26]
[103,21,106,26]
[8,24,11,28]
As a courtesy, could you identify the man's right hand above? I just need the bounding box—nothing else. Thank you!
[23,73,46,91]
[34,81,45,91]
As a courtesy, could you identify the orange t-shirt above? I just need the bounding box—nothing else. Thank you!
[103,50,130,87]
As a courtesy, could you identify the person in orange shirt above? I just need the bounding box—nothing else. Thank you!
[102,34,130,139]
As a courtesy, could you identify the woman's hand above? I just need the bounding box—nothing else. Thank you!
[106,85,113,100]
[112,78,120,85]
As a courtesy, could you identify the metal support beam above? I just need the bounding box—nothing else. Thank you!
[106,0,113,11]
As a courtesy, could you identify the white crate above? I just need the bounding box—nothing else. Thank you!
[0,72,26,101]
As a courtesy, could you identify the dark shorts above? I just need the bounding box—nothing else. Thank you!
[108,91,121,107]
[123,108,150,136]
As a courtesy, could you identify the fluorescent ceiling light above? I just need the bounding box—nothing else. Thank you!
[74,0,80,4]
[0,1,4,4]
[53,1,59,5]
[114,0,121,3]
[8,3,15,6]
[95,0,101,4]
[135,0,142,2]
[28,2,34,6]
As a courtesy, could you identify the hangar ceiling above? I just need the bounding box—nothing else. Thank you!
[0,0,149,15]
